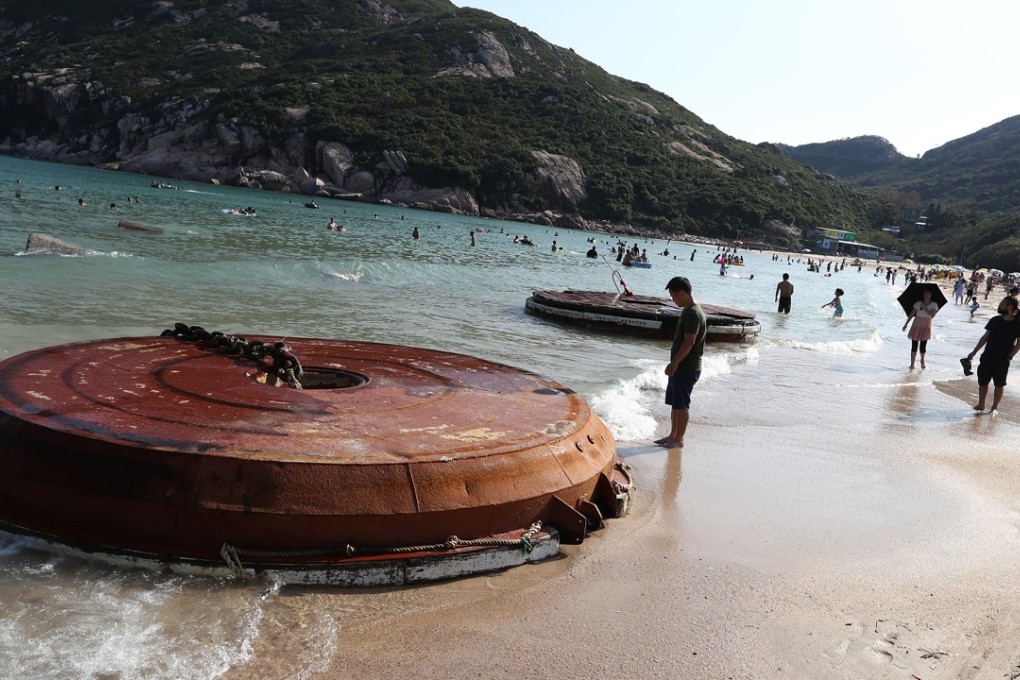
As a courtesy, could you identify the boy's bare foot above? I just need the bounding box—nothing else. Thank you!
[973,403,985,411]
[657,438,683,448]
[653,436,673,445]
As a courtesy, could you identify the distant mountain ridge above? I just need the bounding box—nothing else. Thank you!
[777,136,905,178]
[780,116,1020,215]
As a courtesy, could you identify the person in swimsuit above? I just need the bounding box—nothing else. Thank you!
[775,273,794,314]
[902,288,940,369]
[822,288,844,317]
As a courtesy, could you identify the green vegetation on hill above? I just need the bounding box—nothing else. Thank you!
[781,120,1020,269]
[0,0,911,247]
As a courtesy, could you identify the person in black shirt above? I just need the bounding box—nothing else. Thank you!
[966,297,1020,414]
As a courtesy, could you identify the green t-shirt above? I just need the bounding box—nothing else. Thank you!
[670,302,708,371]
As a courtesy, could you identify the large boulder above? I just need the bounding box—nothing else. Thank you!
[760,219,802,246]
[532,150,587,211]
[299,176,328,195]
[382,185,478,214]
[319,142,355,186]
[345,170,377,195]
[382,149,408,175]
[246,169,289,190]
[475,31,515,78]
[24,233,92,255]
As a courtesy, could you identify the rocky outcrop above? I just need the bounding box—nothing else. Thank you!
[386,184,478,214]
[0,71,597,221]
[474,31,515,78]
[23,233,92,256]
[667,140,734,173]
[759,219,802,246]
[356,0,403,25]
[532,151,586,211]
[436,31,515,79]
[320,142,355,187]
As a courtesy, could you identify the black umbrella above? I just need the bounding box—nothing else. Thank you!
[897,281,948,317]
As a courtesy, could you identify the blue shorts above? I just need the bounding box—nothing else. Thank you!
[665,370,701,409]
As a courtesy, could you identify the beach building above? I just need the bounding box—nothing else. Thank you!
[809,226,901,261]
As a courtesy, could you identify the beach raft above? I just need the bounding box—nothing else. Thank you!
[526,290,761,342]
[0,329,632,586]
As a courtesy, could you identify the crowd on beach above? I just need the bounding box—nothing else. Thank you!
[658,250,1020,451]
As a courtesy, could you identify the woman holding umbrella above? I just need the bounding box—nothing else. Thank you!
[902,286,942,369]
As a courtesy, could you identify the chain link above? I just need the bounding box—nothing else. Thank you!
[161,323,303,388]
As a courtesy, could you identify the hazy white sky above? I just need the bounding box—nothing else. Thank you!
[457,0,1020,157]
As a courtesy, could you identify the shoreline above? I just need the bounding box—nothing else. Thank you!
[272,416,1020,680]
[224,270,1020,680]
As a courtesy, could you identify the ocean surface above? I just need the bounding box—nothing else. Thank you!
[0,155,1015,679]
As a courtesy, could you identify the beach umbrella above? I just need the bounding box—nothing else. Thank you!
[897,281,948,317]
[989,268,1004,277]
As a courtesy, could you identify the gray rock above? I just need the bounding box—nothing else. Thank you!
[760,219,802,245]
[299,176,327,195]
[0,71,601,226]
[246,169,288,190]
[319,142,355,186]
[24,233,92,255]
[345,170,377,195]
[382,185,478,214]
[532,151,587,210]
[382,149,408,175]
[475,31,514,78]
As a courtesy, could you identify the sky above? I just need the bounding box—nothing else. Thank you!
[455,0,1020,157]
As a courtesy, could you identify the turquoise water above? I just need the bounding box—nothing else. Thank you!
[0,155,1013,679]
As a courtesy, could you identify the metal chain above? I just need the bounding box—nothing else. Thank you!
[160,323,303,388]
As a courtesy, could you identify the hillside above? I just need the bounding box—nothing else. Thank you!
[777,136,906,179]
[781,117,1020,217]
[0,0,875,245]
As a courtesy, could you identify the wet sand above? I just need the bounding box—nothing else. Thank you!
[217,259,1020,680]
[226,340,1020,680]
[259,438,1020,679]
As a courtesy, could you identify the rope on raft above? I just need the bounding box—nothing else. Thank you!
[219,522,546,579]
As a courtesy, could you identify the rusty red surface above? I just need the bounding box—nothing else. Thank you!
[0,336,630,564]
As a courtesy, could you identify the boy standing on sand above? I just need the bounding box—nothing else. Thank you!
[656,277,707,448]
[966,296,1020,414]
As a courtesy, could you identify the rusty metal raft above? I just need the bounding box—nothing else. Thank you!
[0,326,632,586]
